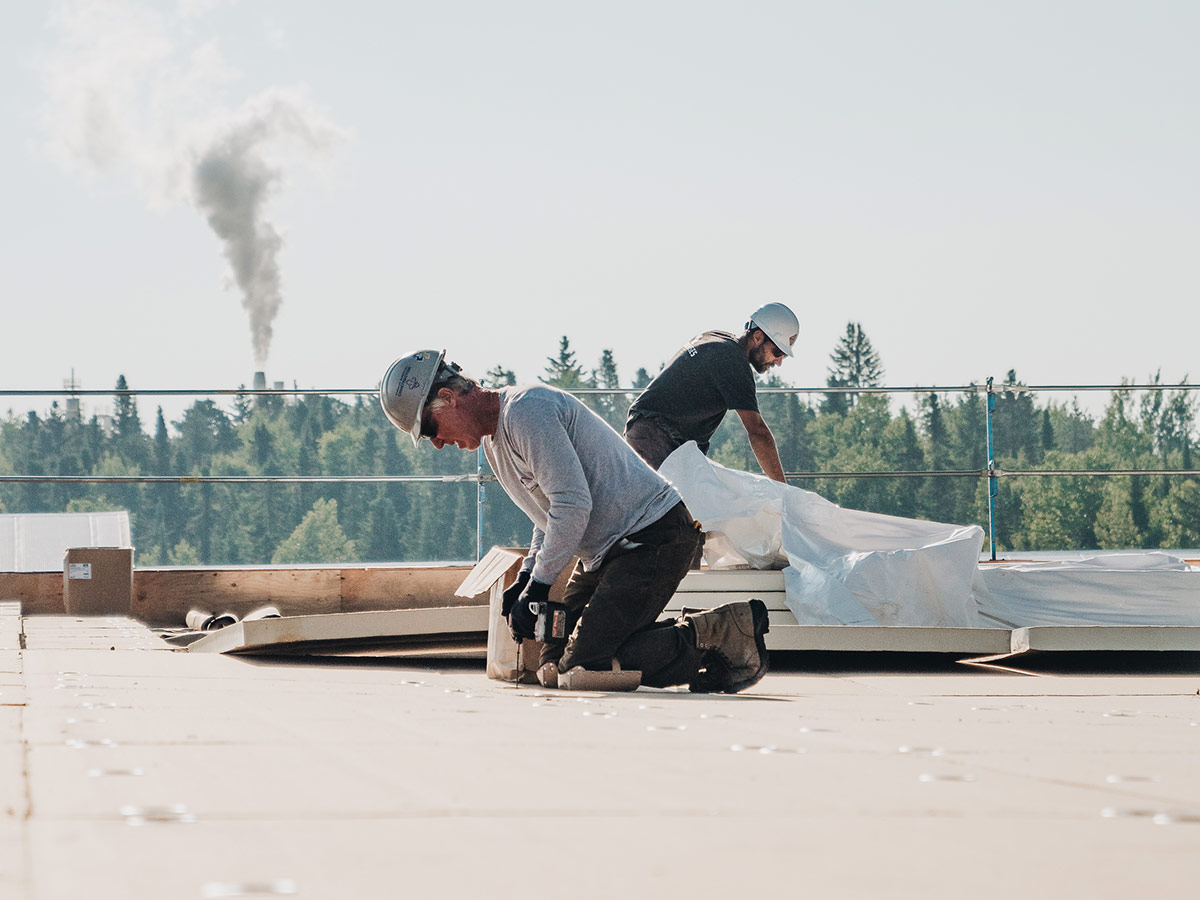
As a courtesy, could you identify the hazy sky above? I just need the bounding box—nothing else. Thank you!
[3,1,1197,424]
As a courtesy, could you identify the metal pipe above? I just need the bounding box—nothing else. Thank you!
[0,474,495,485]
[986,376,997,561]
[476,446,485,561]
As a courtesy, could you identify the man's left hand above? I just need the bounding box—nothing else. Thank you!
[508,578,551,641]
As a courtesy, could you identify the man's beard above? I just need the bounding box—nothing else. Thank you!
[750,346,773,373]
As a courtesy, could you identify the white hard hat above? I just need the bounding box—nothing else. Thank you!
[379,349,445,447]
[746,302,799,357]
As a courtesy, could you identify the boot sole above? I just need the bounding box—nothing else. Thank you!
[725,598,770,693]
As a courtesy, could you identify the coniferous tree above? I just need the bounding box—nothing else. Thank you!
[245,421,282,560]
[591,349,625,429]
[993,369,1040,463]
[764,382,813,482]
[4,328,1199,561]
[297,424,321,512]
[484,366,517,387]
[1041,409,1055,454]
[881,409,924,518]
[820,375,850,417]
[943,387,987,529]
[20,411,45,511]
[113,375,150,472]
[363,495,402,561]
[199,481,213,564]
[381,431,412,523]
[114,375,141,440]
[826,322,883,408]
[145,408,174,564]
[919,393,958,524]
[232,387,253,424]
[542,337,590,390]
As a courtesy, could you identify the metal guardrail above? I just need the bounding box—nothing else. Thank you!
[5,381,1199,398]
[3,379,1197,561]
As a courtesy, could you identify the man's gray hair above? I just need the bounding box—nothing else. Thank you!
[426,362,479,414]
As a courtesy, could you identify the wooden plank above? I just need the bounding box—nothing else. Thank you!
[133,568,342,626]
[340,565,476,613]
[0,572,63,615]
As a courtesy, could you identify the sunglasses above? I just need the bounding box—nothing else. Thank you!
[765,339,786,359]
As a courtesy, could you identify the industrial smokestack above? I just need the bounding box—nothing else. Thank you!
[252,371,267,391]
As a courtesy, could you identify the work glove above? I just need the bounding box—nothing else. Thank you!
[508,578,551,642]
[501,570,531,618]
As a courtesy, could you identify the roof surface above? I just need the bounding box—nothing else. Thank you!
[6,603,1200,899]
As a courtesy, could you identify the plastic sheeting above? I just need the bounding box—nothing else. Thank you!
[659,443,1200,629]
[659,443,987,627]
[976,553,1200,627]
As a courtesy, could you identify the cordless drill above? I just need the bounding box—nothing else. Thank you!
[513,599,567,685]
[534,600,568,644]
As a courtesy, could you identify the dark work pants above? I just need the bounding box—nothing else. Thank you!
[548,501,704,688]
[624,416,705,570]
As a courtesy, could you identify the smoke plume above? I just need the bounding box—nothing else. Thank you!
[38,0,346,366]
[192,90,342,366]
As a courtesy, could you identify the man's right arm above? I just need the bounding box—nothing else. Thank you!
[736,408,787,483]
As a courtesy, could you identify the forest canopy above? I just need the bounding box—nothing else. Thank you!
[2,326,1197,565]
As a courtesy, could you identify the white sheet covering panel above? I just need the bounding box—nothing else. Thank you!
[660,443,988,627]
[660,444,1200,629]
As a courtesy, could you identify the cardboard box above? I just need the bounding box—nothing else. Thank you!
[63,547,133,616]
[455,546,576,683]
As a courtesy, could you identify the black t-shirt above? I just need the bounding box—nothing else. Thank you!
[627,331,758,453]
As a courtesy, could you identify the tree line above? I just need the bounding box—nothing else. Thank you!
[1,324,1197,565]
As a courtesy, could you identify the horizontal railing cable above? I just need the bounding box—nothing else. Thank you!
[4,382,1200,399]
[5,468,1200,485]
[782,468,1200,480]
[0,474,495,485]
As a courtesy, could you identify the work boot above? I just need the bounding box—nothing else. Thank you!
[685,599,770,693]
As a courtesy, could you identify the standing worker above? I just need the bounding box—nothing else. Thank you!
[624,302,799,482]
[378,349,771,693]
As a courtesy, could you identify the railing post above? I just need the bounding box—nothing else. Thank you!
[985,376,997,561]
[476,446,485,561]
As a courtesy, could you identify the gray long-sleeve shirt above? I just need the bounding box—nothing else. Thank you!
[483,385,682,585]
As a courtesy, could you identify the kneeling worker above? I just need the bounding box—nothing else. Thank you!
[379,349,770,693]
[625,302,799,482]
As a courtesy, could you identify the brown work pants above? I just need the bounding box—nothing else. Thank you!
[548,501,704,688]
[623,416,683,470]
